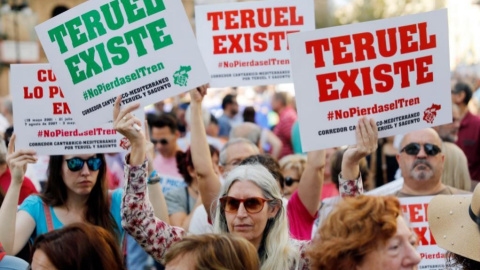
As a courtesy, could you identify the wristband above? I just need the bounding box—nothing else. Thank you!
[148,170,161,185]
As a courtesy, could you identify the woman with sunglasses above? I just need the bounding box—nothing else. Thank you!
[118,86,377,270]
[0,131,168,257]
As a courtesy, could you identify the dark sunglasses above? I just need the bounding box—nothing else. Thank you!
[151,138,168,145]
[285,177,300,187]
[65,157,103,172]
[400,143,441,156]
[219,196,273,214]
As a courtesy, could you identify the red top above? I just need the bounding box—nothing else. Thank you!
[0,168,38,205]
[0,242,5,261]
[287,190,318,241]
[456,111,480,181]
[274,107,297,158]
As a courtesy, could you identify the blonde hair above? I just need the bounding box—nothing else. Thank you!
[441,142,471,191]
[213,164,300,270]
[164,234,259,270]
[279,154,307,176]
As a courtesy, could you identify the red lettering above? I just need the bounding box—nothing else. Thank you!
[376,28,398,57]
[398,24,419,54]
[413,227,428,246]
[360,67,373,95]
[23,86,43,99]
[373,64,393,93]
[274,7,289,26]
[207,12,223,31]
[253,32,268,52]
[228,34,243,53]
[53,102,71,115]
[415,55,433,85]
[330,35,353,65]
[316,72,338,102]
[408,204,424,222]
[393,59,415,88]
[352,32,376,62]
[225,11,239,29]
[269,31,285,51]
[338,69,362,99]
[49,86,64,98]
[213,35,227,54]
[240,9,255,28]
[418,22,436,50]
[257,8,272,27]
[305,39,330,68]
[37,69,56,82]
[289,7,303,25]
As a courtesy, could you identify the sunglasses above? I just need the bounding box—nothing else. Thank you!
[400,143,442,156]
[151,138,169,145]
[65,157,103,172]
[285,177,300,187]
[219,196,273,214]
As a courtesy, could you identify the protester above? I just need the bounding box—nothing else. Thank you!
[272,92,297,158]
[218,94,240,138]
[164,234,259,270]
[165,146,219,230]
[218,138,260,175]
[278,154,306,200]
[394,128,469,196]
[0,139,37,205]
[452,82,480,184]
[0,133,168,257]
[428,185,480,269]
[433,104,461,143]
[308,195,420,270]
[118,86,371,269]
[30,223,125,270]
[150,114,183,179]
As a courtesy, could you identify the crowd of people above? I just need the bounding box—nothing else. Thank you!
[0,78,479,270]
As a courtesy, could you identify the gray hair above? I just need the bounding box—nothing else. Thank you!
[229,123,262,146]
[219,138,259,166]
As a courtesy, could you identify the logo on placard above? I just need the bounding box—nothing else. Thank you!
[173,66,192,87]
[119,137,130,150]
[423,104,442,124]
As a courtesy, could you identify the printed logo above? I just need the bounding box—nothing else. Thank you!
[173,66,192,87]
[423,104,442,124]
[119,137,130,150]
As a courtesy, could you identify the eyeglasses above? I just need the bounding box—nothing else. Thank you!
[151,138,169,145]
[400,143,442,156]
[219,196,273,214]
[65,157,102,172]
[285,177,300,187]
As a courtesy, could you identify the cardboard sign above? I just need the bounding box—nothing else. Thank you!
[399,196,459,270]
[288,10,450,151]
[195,0,314,87]
[11,64,140,155]
[35,0,209,127]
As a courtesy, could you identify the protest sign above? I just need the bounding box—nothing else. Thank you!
[195,0,314,87]
[288,9,450,151]
[35,0,209,127]
[399,196,460,270]
[11,64,142,155]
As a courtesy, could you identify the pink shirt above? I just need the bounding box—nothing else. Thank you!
[287,190,318,241]
[320,182,340,200]
[153,154,182,179]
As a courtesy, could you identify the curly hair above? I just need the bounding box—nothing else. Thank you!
[447,252,480,270]
[308,195,401,270]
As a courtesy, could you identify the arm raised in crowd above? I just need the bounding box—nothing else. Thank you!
[0,134,37,254]
[115,97,184,261]
[340,117,378,196]
[189,85,221,221]
[297,149,326,216]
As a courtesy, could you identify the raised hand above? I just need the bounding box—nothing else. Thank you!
[113,95,144,146]
[189,84,208,104]
[7,134,37,183]
[341,117,378,180]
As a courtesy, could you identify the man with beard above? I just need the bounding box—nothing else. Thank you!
[394,128,469,197]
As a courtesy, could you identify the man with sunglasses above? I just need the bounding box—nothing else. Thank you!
[395,128,469,197]
[150,114,182,179]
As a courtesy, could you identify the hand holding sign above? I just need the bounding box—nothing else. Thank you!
[113,96,145,166]
[341,117,378,180]
[7,134,37,184]
[189,84,209,104]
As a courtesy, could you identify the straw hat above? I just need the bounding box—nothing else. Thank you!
[428,185,478,261]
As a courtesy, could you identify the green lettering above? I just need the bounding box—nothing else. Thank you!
[124,26,148,57]
[95,43,112,71]
[131,72,138,80]
[65,17,88,48]
[107,36,129,66]
[65,54,86,84]
[48,25,69,54]
[144,0,166,16]
[126,75,131,82]
[145,18,172,51]
[79,47,103,79]
[121,0,147,24]
[152,64,158,72]
[81,10,107,40]
[100,1,125,30]
[120,77,126,84]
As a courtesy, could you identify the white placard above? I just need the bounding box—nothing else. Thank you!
[288,9,451,151]
[35,0,209,128]
[195,0,314,87]
[11,64,141,155]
